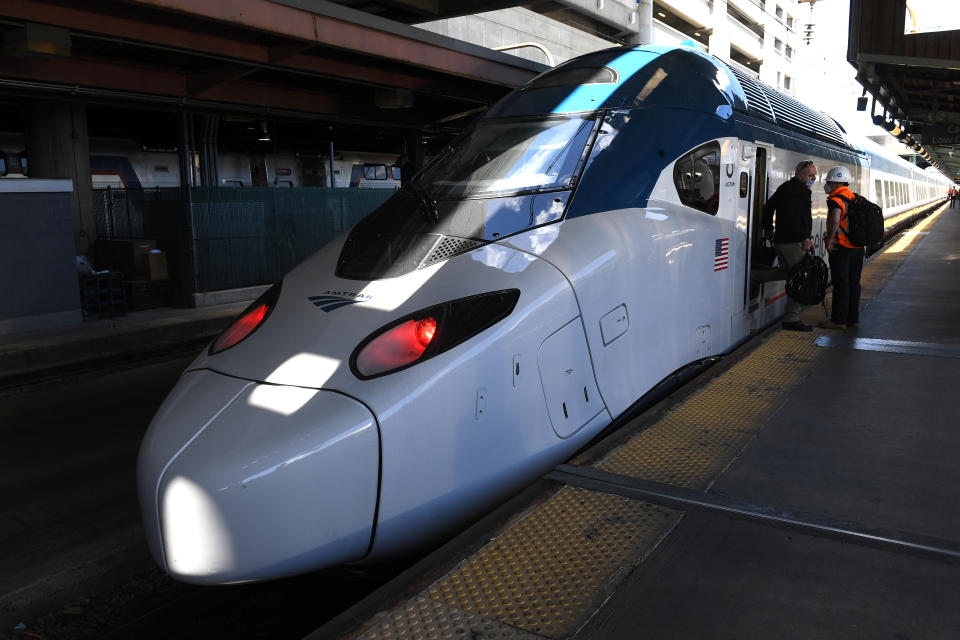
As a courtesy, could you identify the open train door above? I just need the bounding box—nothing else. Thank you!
[739,144,770,332]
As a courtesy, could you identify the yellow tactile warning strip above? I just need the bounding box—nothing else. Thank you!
[351,207,944,640]
[597,328,821,485]
[427,489,676,638]
[358,595,542,639]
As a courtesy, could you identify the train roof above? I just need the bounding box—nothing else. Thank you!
[487,45,850,150]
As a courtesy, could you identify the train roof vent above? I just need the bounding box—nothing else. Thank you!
[726,65,775,121]
[759,85,847,147]
[420,236,483,269]
[723,62,847,148]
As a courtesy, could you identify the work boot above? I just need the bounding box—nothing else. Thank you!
[782,320,812,332]
[818,319,846,330]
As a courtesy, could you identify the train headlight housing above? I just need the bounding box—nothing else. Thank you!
[351,289,520,379]
[209,283,281,355]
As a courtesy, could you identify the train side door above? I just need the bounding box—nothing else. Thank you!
[249,153,268,187]
[746,146,768,314]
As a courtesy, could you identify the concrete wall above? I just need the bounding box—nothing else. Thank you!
[0,180,82,335]
[416,7,616,68]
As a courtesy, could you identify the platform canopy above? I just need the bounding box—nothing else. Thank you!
[0,0,545,136]
[848,0,960,181]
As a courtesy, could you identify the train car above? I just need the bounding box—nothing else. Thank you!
[0,133,400,189]
[136,44,951,584]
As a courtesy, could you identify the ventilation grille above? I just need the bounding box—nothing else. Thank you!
[759,85,847,147]
[420,236,482,269]
[724,63,847,148]
[726,66,775,121]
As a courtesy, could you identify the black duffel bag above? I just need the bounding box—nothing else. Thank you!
[785,251,829,306]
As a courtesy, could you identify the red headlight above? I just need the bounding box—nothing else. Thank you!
[350,289,520,380]
[209,284,281,355]
[354,316,437,377]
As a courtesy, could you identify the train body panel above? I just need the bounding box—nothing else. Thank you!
[136,44,953,584]
[137,370,379,583]
[173,234,607,569]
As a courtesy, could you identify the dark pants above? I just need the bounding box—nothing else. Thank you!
[829,245,865,325]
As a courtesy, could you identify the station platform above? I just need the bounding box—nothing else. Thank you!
[315,201,960,640]
[0,300,247,389]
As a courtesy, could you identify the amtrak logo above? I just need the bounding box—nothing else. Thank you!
[309,291,373,312]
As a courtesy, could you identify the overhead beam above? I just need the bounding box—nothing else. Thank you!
[857,53,960,72]
[908,109,960,126]
[0,55,338,114]
[187,66,257,95]
[117,0,539,86]
[0,0,514,106]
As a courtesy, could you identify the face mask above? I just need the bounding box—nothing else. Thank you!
[805,179,816,189]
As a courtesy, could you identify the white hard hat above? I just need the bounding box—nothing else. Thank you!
[826,166,852,183]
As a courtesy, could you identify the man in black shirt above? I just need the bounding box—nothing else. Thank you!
[752,159,817,331]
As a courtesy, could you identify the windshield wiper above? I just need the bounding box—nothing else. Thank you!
[410,181,439,222]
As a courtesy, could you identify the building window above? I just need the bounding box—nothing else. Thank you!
[776,5,784,20]
[783,75,792,91]
[775,38,783,52]
[787,14,794,29]
[786,45,793,59]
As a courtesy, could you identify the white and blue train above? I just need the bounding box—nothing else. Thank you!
[137,45,950,584]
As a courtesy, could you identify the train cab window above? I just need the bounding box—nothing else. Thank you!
[673,142,721,215]
[522,66,618,89]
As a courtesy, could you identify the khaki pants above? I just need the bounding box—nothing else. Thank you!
[751,241,806,323]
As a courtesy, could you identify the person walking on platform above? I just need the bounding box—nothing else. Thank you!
[820,166,863,330]
[752,159,817,331]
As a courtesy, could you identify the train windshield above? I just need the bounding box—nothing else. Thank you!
[419,114,596,198]
[337,113,597,279]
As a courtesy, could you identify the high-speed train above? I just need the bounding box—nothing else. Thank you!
[137,44,950,584]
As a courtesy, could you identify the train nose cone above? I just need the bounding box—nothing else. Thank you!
[137,370,379,584]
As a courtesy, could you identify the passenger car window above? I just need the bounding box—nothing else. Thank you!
[362,164,388,180]
[673,142,721,215]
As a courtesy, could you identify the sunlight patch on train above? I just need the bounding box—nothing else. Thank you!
[471,244,537,273]
[248,382,320,416]
[357,262,443,312]
[162,475,235,577]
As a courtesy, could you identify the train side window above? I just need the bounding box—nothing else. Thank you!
[874,179,882,203]
[392,165,402,181]
[673,142,720,215]
[0,155,6,177]
[18,152,27,175]
[362,164,388,180]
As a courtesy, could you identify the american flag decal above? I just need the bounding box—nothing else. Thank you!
[713,237,729,271]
